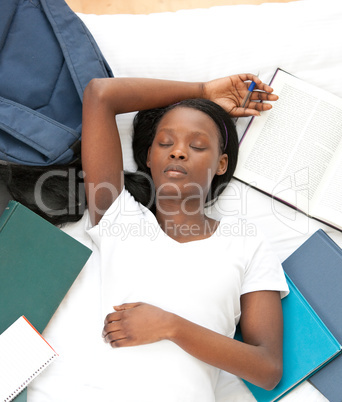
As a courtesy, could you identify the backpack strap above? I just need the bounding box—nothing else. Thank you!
[41,0,113,100]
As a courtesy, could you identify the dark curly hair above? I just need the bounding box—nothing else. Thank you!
[0,160,85,226]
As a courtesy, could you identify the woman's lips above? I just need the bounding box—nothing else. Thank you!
[164,164,187,176]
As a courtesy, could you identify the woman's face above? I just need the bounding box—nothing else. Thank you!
[146,107,228,204]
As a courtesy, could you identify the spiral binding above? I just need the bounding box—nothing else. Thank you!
[4,353,58,402]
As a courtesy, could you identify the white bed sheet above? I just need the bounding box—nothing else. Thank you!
[28,0,342,400]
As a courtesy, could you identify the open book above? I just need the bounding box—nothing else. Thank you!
[0,316,58,401]
[234,69,342,231]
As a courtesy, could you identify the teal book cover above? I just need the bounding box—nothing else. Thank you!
[0,201,92,401]
[0,201,92,334]
[282,229,342,402]
[235,274,341,401]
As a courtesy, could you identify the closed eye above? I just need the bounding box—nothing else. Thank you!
[190,145,206,151]
[159,143,173,147]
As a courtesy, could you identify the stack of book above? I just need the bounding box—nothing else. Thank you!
[237,229,342,402]
[0,201,92,401]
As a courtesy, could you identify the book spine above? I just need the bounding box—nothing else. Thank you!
[0,201,17,232]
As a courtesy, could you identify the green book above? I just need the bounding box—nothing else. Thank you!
[0,200,92,335]
[15,388,27,402]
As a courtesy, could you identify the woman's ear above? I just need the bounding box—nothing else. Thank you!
[146,147,151,168]
[216,154,228,176]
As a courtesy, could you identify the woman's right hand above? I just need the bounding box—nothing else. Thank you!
[203,74,278,117]
[102,302,174,348]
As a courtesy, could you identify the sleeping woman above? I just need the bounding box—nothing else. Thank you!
[82,74,289,401]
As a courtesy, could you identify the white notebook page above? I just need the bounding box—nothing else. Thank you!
[0,316,58,401]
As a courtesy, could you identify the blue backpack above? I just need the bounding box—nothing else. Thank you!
[0,0,113,166]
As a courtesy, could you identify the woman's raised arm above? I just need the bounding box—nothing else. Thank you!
[81,78,204,225]
[81,75,277,225]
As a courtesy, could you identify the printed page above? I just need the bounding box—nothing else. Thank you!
[234,69,342,221]
[0,316,58,401]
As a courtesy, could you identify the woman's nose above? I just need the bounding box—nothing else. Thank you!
[170,148,187,160]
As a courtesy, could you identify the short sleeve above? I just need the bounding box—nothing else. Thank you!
[85,187,145,247]
[242,234,289,298]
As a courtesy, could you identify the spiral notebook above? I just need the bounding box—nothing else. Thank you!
[0,316,58,401]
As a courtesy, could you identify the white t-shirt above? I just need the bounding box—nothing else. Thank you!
[86,188,289,402]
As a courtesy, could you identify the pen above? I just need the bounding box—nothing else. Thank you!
[241,81,256,108]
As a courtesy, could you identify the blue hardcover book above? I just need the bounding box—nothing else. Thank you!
[282,229,342,402]
[235,245,342,401]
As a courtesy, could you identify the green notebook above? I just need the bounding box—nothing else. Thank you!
[0,200,92,335]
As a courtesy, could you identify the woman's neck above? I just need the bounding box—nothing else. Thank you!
[155,199,219,243]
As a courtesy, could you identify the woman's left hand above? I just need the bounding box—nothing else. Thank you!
[102,302,173,348]
[204,74,278,117]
